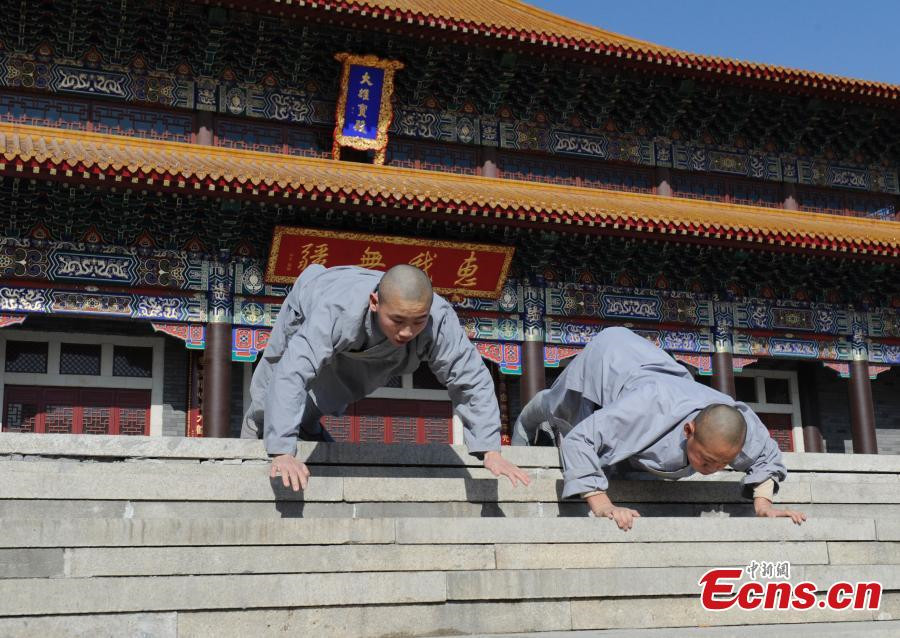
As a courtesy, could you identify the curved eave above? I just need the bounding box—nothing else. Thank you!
[1,123,898,258]
[219,0,900,103]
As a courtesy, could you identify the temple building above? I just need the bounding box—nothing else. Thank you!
[0,0,897,455]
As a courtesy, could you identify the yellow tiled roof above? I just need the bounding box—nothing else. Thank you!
[271,0,899,99]
[1,122,897,256]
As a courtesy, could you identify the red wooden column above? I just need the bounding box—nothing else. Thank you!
[712,351,736,398]
[203,321,232,438]
[847,320,878,454]
[520,283,546,408]
[712,305,736,399]
[196,112,233,438]
[521,341,545,406]
[849,359,878,454]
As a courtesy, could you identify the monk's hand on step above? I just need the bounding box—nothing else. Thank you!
[585,492,641,531]
[270,454,311,491]
[483,451,531,487]
[754,498,807,525]
[598,506,641,531]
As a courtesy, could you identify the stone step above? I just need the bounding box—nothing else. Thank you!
[4,459,896,505]
[568,593,900,631]
[3,602,569,638]
[0,517,397,548]
[2,498,897,521]
[0,572,448,616]
[828,541,900,564]
[3,544,495,578]
[3,433,898,474]
[5,455,897,485]
[165,602,900,637]
[445,564,899,600]
[4,540,896,580]
[0,517,883,548]
[1,597,896,637]
[394,517,883,544]
[0,434,564,467]
[0,540,842,578]
[2,565,896,616]
[446,620,900,638]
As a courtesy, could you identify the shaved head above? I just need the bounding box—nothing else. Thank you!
[378,264,433,307]
[694,404,747,450]
[370,265,434,347]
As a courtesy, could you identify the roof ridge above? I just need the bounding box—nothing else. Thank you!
[276,0,900,97]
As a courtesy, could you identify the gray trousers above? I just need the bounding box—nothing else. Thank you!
[512,389,558,446]
[239,301,333,444]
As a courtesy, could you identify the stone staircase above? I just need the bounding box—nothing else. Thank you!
[0,433,897,637]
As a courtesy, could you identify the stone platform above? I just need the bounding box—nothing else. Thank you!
[0,433,897,637]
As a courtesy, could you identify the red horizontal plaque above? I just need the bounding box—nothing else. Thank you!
[266,226,515,299]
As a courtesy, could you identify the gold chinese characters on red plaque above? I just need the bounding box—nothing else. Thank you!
[266,227,515,299]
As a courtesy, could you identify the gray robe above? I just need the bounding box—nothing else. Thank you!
[241,264,501,456]
[513,327,787,499]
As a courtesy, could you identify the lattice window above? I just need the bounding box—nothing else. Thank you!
[732,182,782,208]
[59,343,102,376]
[82,406,112,435]
[44,404,74,433]
[419,144,477,174]
[358,415,386,443]
[2,386,148,435]
[352,399,451,444]
[757,412,794,453]
[4,402,38,433]
[285,129,329,158]
[767,427,794,453]
[320,415,352,442]
[4,341,48,373]
[118,407,147,436]
[582,166,654,193]
[386,141,416,167]
[216,119,284,153]
[113,346,153,377]
[500,153,577,185]
[92,105,192,142]
[390,416,418,443]
[672,175,726,202]
[387,141,478,175]
[0,92,89,130]
[423,416,450,443]
[798,187,897,220]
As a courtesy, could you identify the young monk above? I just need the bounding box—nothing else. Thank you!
[513,326,806,530]
[242,263,530,491]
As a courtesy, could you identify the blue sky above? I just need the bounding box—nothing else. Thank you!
[527,1,900,85]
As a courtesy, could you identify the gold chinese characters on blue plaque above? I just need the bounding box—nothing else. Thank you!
[332,53,404,165]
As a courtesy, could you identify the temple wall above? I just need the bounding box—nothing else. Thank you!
[873,368,900,454]
[162,344,188,437]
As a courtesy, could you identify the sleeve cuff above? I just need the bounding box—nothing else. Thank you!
[265,435,299,457]
[752,478,776,501]
[562,471,608,499]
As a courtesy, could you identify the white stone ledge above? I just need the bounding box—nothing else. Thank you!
[0,518,395,548]
[395,517,876,544]
[0,571,447,616]
[0,517,878,549]
[2,434,896,474]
